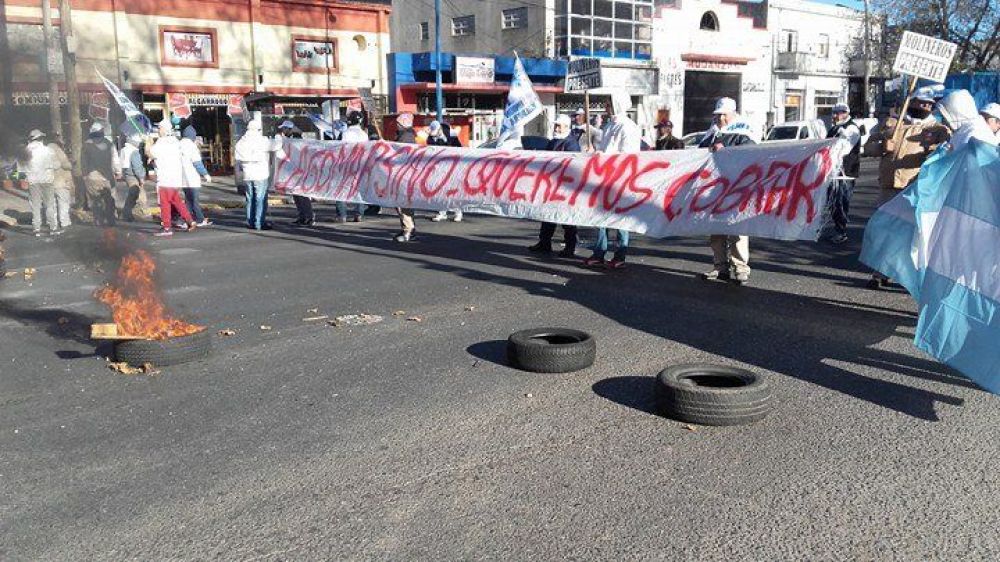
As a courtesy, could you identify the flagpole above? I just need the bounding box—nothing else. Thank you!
[434,0,443,122]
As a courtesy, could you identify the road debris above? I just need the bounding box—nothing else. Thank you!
[260,325,273,331]
[329,314,384,327]
[302,315,329,322]
[23,267,36,280]
[464,306,476,311]
[683,424,698,432]
[406,316,423,323]
[218,329,237,337]
[307,308,319,314]
[525,393,533,398]
[108,362,160,375]
[392,310,406,316]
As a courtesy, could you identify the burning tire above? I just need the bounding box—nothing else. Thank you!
[113,329,212,367]
[506,328,596,373]
[656,364,773,426]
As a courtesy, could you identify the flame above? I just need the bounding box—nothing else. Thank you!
[95,249,204,340]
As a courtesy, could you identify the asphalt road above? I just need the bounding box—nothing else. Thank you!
[1,160,998,561]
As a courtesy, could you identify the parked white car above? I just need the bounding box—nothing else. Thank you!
[764,119,827,142]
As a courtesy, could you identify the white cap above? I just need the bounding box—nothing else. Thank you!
[913,86,938,103]
[980,102,1000,120]
[89,122,105,133]
[713,97,737,114]
[575,108,585,116]
[157,119,173,135]
[832,102,850,114]
[555,114,572,128]
[611,90,632,116]
[28,129,46,140]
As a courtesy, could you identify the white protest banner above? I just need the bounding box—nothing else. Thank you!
[455,56,495,84]
[273,139,840,241]
[496,53,543,146]
[892,31,957,83]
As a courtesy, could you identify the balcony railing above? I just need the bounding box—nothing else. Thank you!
[775,51,813,74]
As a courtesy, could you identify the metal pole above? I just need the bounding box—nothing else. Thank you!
[584,91,591,151]
[862,0,872,116]
[0,0,12,111]
[434,0,443,121]
[42,0,63,140]
[59,0,83,183]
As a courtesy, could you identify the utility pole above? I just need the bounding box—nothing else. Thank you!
[0,0,13,111]
[862,0,872,116]
[42,0,64,140]
[434,0,443,122]
[59,0,83,186]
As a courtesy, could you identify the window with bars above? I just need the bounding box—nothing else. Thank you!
[419,22,429,41]
[451,15,475,37]
[502,7,528,29]
[555,0,653,60]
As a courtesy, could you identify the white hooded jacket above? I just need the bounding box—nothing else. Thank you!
[235,120,285,182]
[24,140,55,184]
[937,90,999,150]
[598,91,642,154]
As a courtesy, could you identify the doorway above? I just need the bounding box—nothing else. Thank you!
[683,71,741,134]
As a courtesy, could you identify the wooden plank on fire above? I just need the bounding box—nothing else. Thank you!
[90,323,146,341]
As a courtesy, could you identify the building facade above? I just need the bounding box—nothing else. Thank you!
[1,0,390,169]
[769,0,875,125]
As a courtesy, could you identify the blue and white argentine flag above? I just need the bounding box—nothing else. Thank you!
[496,53,542,147]
[861,140,1000,392]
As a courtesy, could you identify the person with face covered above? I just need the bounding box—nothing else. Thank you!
[868,86,951,289]
[979,103,1000,138]
[529,114,580,257]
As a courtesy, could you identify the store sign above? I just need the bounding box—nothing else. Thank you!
[455,57,495,84]
[163,29,216,66]
[686,60,744,72]
[168,93,192,118]
[892,31,957,83]
[565,58,603,92]
[11,91,96,106]
[186,94,230,107]
[293,38,335,70]
[227,95,245,117]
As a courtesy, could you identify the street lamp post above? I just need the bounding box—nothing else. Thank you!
[434,0,443,122]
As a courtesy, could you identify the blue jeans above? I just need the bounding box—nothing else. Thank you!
[592,228,629,260]
[245,180,269,229]
[336,201,367,218]
[183,188,205,223]
[831,179,854,235]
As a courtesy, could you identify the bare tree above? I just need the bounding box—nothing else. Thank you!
[873,0,1000,70]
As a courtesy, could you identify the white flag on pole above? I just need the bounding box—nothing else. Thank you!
[496,53,542,147]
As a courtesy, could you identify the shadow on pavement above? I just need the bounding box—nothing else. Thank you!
[466,339,510,367]
[591,376,667,419]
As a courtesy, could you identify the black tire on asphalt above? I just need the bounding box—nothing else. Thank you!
[506,328,596,373]
[656,363,773,426]
[113,329,212,367]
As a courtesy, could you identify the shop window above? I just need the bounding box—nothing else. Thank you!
[572,0,591,16]
[815,91,839,123]
[419,22,429,41]
[571,16,592,36]
[556,15,568,36]
[614,41,632,58]
[614,22,633,40]
[452,15,475,37]
[593,38,612,57]
[614,2,634,20]
[699,12,719,31]
[160,26,218,68]
[571,36,592,56]
[784,92,802,121]
[593,18,613,39]
[502,7,528,29]
[292,36,337,73]
[635,42,652,60]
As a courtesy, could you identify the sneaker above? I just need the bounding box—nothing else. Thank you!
[186,222,198,233]
[583,256,604,267]
[731,271,750,285]
[830,233,848,245]
[528,242,552,253]
[261,223,274,231]
[33,230,42,237]
[393,232,412,242]
[196,219,213,227]
[701,268,724,281]
[451,212,463,222]
[175,222,189,231]
[51,229,64,236]
[557,248,576,258]
[606,258,627,270]
[154,229,174,237]
[430,214,446,222]
[352,215,363,223]
[337,216,348,224]
[866,276,882,290]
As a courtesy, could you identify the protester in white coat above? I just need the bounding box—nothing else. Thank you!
[583,91,639,269]
[23,130,57,236]
[180,125,212,226]
[149,120,197,237]
[938,91,1000,150]
[980,103,1000,137]
[234,117,284,231]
